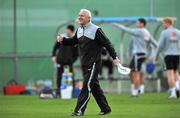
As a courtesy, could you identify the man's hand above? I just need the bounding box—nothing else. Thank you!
[56,34,63,42]
[52,56,57,64]
[113,57,121,65]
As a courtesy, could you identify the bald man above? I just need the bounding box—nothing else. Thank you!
[57,9,120,116]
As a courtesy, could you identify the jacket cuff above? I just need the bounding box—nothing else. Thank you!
[112,56,118,60]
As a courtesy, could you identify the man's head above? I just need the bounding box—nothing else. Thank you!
[136,18,146,28]
[162,17,174,28]
[78,9,91,25]
[66,25,75,37]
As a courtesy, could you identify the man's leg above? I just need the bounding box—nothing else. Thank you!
[129,55,145,96]
[56,64,64,97]
[130,71,135,94]
[91,78,111,113]
[174,56,180,90]
[174,70,180,90]
[167,69,176,98]
[69,64,75,89]
[91,65,111,115]
[134,72,141,89]
[173,56,180,97]
[69,64,76,97]
[165,56,177,98]
[174,70,180,98]
[131,71,140,96]
[73,63,96,115]
[139,72,145,94]
[129,57,136,95]
[91,63,111,113]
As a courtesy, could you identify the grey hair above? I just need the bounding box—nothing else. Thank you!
[79,9,92,18]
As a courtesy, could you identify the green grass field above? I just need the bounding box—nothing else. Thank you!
[0,93,180,118]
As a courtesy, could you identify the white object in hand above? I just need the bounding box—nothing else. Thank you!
[117,63,131,75]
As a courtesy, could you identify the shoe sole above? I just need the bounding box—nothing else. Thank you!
[98,111,111,115]
[71,113,83,116]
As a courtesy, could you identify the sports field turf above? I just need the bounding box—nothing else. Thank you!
[0,93,180,118]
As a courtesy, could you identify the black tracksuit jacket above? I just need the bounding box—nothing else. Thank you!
[62,22,117,67]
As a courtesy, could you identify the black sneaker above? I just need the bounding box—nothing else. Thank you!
[98,110,111,115]
[71,112,83,116]
[176,89,180,98]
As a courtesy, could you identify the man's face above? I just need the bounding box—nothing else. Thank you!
[78,11,90,25]
[136,21,144,28]
[162,21,169,29]
[66,29,73,37]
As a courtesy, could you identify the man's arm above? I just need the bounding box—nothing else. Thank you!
[57,31,78,46]
[155,32,166,60]
[111,23,140,36]
[149,35,158,48]
[95,28,118,62]
[52,42,60,57]
[51,42,61,63]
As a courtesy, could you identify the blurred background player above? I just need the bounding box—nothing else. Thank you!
[154,17,180,99]
[128,40,146,94]
[99,47,114,80]
[51,25,78,97]
[112,18,157,97]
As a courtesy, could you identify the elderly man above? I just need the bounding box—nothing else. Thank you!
[57,9,120,116]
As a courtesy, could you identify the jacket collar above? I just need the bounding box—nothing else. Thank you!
[81,21,92,29]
